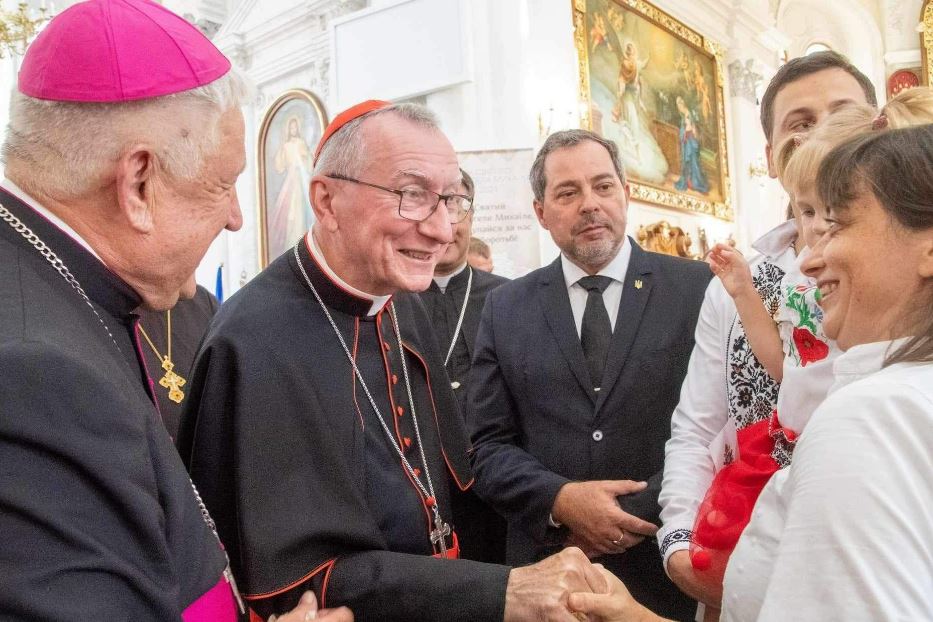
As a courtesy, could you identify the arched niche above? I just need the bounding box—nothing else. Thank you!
[776,0,885,101]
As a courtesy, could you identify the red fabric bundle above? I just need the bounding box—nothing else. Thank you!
[689,413,785,587]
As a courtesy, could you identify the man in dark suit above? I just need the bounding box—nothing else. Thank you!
[469,129,710,622]
[420,168,509,564]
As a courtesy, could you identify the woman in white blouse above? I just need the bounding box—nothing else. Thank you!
[570,124,933,622]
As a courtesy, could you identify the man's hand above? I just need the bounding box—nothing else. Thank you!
[666,550,722,609]
[552,481,657,557]
[568,565,669,622]
[503,547,608,622]
[268,591,354,622]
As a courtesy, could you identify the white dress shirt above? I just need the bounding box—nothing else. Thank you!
[658,220,798,570]
[560,237,632,336]
[723,340,933,621]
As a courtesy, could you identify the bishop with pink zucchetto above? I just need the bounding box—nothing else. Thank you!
[0,1,346,620]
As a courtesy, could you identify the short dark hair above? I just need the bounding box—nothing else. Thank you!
[760,51,877,142]
[817,124,933,365]
[460,168,474,197]
[529,129,626,202]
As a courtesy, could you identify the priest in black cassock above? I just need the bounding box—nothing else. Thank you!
[0,2,341,621]
[419,168,509,564]
[179,100,605,621]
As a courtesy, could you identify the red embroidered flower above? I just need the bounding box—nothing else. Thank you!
[793,327,829,366]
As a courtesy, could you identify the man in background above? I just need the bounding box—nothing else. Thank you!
[468,236,495,272]
[469,129,710,621]
[420,168,509,564]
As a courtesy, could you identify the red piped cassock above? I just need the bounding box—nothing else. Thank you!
[179,234,509,621]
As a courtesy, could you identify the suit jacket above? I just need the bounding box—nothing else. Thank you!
[468,241,710,621]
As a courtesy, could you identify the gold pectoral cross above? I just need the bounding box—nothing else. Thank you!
[159,357,187,404]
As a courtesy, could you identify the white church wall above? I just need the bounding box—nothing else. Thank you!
[193,0,917,295]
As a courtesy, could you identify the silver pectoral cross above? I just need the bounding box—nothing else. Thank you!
[430,512,451,556]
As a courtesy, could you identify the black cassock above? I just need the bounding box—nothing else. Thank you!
[178,237,509,621]
[419,266,509,564]
[0,188,229,619]
[136,285,218,439]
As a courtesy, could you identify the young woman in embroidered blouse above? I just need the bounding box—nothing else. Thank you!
[567,112,933,622]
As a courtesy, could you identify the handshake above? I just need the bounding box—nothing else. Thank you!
[503,547,657,622]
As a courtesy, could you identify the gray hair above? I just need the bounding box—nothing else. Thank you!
[312,102,440,177]
[529,129,626,202]
[1,68,249,197]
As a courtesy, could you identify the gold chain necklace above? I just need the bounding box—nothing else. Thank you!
[138,310,187,404]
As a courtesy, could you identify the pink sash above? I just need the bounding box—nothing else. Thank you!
[182,575,238,622]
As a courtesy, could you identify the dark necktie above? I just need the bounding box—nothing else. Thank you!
[578,275,614,390]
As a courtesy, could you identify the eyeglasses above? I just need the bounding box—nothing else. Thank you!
[326,173,474,224]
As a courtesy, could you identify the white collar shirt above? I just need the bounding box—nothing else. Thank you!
[560,236,632,337]
[658,219,799,571]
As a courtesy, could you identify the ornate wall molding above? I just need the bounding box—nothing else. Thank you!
[728,58,763,103]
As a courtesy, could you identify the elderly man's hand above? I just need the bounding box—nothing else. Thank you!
[666,550,722,609]
[503,547,608,622]
[268,591,354,622]
[568,565,669,622]
[552,481,657,557]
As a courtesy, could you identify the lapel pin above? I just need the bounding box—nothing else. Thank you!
[634,279,643,289]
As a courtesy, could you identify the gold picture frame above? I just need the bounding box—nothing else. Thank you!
[572,0,733,220]
[921,0,933,87]
[257,89,328,268]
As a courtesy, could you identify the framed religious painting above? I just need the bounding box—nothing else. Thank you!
[257,89,328,267]
[572,0,733,220]
[921,0,933,87]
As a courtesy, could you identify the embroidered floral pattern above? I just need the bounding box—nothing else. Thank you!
[727,262,784,430]
[792,327,829,366]
[768,410,798,468]
[723,443,735,466]
[660,528,693,557]
[783,282,830,369]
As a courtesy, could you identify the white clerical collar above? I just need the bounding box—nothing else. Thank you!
[433,262,468,293]
[1,177,104,262]
[561,236,632,290]
[306,230,391,316]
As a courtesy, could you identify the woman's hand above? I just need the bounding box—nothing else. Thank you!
[568,565,670,622]
[268,591,354,622]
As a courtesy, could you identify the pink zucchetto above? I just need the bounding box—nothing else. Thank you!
[18,0,231,103]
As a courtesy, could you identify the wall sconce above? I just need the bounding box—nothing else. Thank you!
[537,102,588,139]
[537,106,554,139]
[748,156,769,179]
